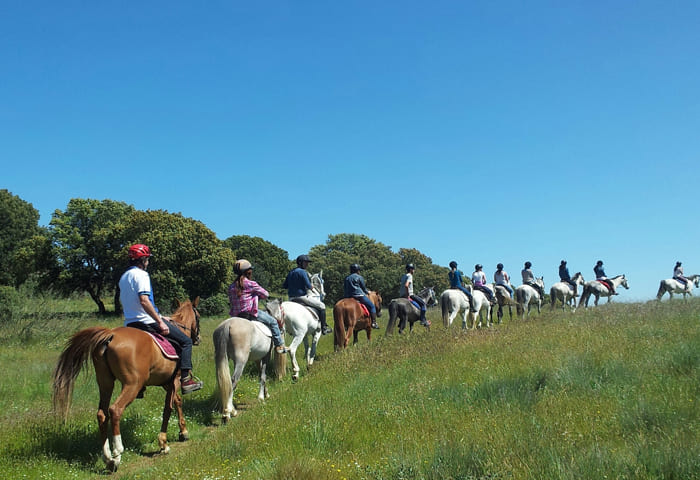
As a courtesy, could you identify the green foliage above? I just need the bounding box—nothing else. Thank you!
[0,286,20,323]
[0,190,41,286]
[223,234,292,289]
[121,209,235,310]
[197,293,230,317]
[50,198,135,313]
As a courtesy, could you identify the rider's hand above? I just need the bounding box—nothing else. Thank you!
[158,317,170,335]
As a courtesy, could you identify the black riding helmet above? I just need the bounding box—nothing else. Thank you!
[350,263,361,273]
[406,263,415,272]
[497,263,504,270]
[475,264,482,271]
[449,261,458,269]
[524,261,532,268]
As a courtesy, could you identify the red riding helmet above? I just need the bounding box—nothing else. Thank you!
[128,244,152,259]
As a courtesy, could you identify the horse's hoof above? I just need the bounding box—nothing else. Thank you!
[160,445,170,454]
[179,431,189,442]
[221,415,229,425]
[292,374,299,382]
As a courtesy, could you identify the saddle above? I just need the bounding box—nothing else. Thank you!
[290,298,320,321]
[146,332,179,360]
[597,279,613,293]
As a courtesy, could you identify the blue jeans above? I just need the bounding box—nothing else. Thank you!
[455,285,473,300]
[127,320,193,372]
[255,311,286,348]
[354,295,376,315]
[497,283,514,297]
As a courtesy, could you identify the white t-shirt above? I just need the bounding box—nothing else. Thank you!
[119,267,155,325]
[400,272,413,297]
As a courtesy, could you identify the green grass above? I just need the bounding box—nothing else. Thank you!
[1,295,698,479]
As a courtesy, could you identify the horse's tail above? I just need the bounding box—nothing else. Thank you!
[53,326,114,421]
[549,287,556,309]
[441,292,450,328]
[213,319,234,412]
[386,300,398,335]
[579,285,591,307]
[272,346,287,380]
[333,303,347,351]
[656,281,666,300]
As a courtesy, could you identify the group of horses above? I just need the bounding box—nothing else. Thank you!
[54,268,699,471]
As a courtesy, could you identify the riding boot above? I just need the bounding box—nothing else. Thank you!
[420,310,430,327]
[319,308,332,335]
[371,311,379,329]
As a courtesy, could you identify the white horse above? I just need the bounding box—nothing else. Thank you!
[657,274,700,300]
[515,277,545,320]
[440,289,471,327]
[466,285,493,329]
[550,272,585,312]
[212,317,286,423]
[266,299,321,382]
[578,274,629,307]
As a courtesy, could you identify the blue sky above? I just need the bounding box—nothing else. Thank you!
[2,1,699,302]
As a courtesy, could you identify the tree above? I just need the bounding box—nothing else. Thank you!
[0,190,41,285]
[120,210,235,311]
[8,228,58,288]
[50,199,135,313]
[223,235,292,292]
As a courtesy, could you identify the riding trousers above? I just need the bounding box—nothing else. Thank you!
[127,319,193,372]
[290,294,327,324]
[453,285,474,299]
[353,295,376,315]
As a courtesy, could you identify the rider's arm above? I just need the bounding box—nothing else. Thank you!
[139,294,169,334]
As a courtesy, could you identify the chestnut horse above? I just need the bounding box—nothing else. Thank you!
[52,298,201,472]
[333,291,382,350]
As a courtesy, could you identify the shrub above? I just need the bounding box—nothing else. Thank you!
[0,285,20,323]
[198,293,230,317]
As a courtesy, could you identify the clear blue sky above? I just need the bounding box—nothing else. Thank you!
[2,1,699,302]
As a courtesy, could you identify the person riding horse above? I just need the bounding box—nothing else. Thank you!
[228,259,289,354]
[119,244,203,394]
[594,260,617,295]
[559,260,578,296]
[494,263,514,298]
[673,261,688,287]
[283,254,331,335]
[448,261,476,311]
[344,263,379,329]
[400,263,429,327]
[471,264,495,304]
[521,261,545,298]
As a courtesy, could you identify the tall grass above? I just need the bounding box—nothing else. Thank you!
[1,294,698,479]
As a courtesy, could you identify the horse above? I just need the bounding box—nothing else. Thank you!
[494,284,517,323]
[52,298,201,472]
[550,272,585,312]
[578,274,629,307]
[310,271,325,301]
[385,286,437,335]
[515,277,545,320]
[212,315,287,423]
[656,274,700,300]
[266,298,321,382]
[466,285,493,329]
[333,291,382,350]
[440,289,471,328]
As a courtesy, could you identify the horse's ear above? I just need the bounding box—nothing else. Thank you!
[193,296,200,307]
[177,299,182,307]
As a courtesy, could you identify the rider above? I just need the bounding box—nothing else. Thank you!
[493,263,514,298]
[343,263,379,329]
[521,261,545,298]
[448,261,476,311]
[594,260,617,295]
[673,261,688,287]
[119,244,203,394]
[400,263,429,327]
[471,264,495,304]
[228,259,289,354]
[558,260,578,296]
[283,254,331,335]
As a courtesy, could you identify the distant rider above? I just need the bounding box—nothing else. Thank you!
[521,261,545,298]
[594,260,617,295]
[448,261,476,311]
[494,263,514,298]
[400,263,429,327]
[344,263,379,329]
[283,254,331,335]
[673,261,688,287]
[471,264,495,304]
[558,260,578,296]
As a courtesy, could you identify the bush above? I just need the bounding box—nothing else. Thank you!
[0,286,20,323]
[198,293,230,317]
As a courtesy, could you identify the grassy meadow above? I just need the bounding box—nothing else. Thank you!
[0,293,698,479]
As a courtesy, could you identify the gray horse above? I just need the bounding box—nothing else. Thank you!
[385,287,437,334]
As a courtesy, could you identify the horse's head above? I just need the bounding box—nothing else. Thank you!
[693,276,700,288]
[573,272,585,284]
[535,276,545,290]
[619,275,629,290]
[266,298,282,321]
[173,297,201,346]
[310,272,325,301]
[370,291,382,317]
[420,286,437,306]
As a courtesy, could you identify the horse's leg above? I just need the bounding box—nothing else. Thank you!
[95,367,116,469]
[258,354,269,401]
[106,383,141,471]
[288,333,304,381]
[157,383,175,454]
[228,352,249,418]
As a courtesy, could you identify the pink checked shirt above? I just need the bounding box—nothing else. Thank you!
[228,278,269,317]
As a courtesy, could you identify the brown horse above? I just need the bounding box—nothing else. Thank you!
[52,298,201,472]
[333,291,382,350]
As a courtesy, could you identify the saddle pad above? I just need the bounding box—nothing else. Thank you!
[355,299,370,317]
[596,279,612,292]
[146,332,179,360]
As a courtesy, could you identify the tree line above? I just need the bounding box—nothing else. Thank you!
[1,189,451,315]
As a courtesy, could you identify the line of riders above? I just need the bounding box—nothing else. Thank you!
[120,243,690,398]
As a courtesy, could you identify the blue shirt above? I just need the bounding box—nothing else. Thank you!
[344,273,368,297]
[283,267,312,298]
[449,269,466,288]
[594,265,606,278]
[559,265,571,282]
